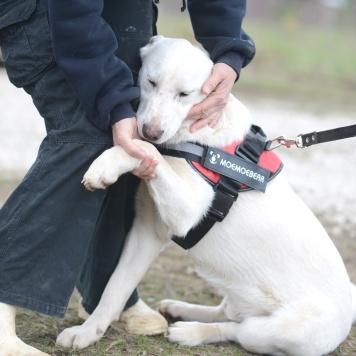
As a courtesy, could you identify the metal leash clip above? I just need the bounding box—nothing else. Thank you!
[266,135,304,150]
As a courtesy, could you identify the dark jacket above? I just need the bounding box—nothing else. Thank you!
[48,0,256,131]
[1,0,255,131]
[188,0,255,77]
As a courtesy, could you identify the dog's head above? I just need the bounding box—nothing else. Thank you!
[137,36,213,144]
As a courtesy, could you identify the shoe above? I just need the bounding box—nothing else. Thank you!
[118,299,168,335]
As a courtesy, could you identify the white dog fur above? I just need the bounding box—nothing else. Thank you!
[56,36,356,355]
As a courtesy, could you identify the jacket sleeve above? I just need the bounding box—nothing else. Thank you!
[187,0,256,78]
[48,0,139,131]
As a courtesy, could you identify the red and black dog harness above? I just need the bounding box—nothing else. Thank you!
[155,125,283,250]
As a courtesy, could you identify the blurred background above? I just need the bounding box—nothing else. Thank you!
[157,0,356,111]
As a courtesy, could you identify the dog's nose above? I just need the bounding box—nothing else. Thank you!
[142,124,164,142]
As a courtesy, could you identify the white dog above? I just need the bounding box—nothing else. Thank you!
[56,36,356,356]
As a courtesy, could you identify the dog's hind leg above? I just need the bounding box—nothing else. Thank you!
[166,298,350,356]
[158,298,229,323]
[56,211,170,349]
[166,316,340,356]
[166,319,295,352]
[221,310,349,356]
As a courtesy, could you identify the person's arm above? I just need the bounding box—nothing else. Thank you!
[187,0,255,78]
[48,0,139,131]
[48,0,158,179]
[186,0,255,131]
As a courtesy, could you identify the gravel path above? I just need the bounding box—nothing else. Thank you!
[0,70,45,175]
[1,68,355,276]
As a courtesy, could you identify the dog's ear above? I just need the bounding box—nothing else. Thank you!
[140,35,166,59]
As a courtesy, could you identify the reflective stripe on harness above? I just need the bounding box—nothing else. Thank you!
[155,125,283,250]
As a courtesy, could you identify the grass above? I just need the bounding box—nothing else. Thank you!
[14,242,356,355]
[239,21,356,106]
[14,243,252,356]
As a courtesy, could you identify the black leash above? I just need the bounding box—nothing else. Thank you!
[266,124,356,150]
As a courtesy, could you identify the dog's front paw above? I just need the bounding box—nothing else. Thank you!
[166,321,208,346]
[82,151,120,191]
[56,324,105,349]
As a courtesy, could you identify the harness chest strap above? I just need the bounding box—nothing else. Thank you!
[156,125,283,250]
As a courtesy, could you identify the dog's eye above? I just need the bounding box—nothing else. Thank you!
[148,78,156,87]
[179,92,190,97]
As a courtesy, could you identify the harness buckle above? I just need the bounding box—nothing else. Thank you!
[207,209,225,222]
[266,135,304,150]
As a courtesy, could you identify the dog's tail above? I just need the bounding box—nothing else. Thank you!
[351,283,356,325]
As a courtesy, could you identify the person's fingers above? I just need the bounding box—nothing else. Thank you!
[112,118,146,159]
[133,155,154,174]
[111,118,159,179]
[201,68,221,96]
[187,90,227,132]
[208,113,221,128]
[189,112,221,132]
[132,156,159,179]
[189,117,210,132]
[186,93,223,123]
[186,101,210,121]
[185,64,235,130]
[120,137,146,159]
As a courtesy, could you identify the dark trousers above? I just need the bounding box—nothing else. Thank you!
[0,0,157,317]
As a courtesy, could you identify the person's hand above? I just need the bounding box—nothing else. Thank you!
[185,63,237,132]
[112,118,159,179]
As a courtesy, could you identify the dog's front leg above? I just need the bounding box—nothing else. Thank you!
[146,161,214,237]
[56,214,170,349]
[83,141,214,237]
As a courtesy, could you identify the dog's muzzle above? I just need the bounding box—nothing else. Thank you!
[142,124,164,142]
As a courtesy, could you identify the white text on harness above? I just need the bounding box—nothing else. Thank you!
[219,159,265,183]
